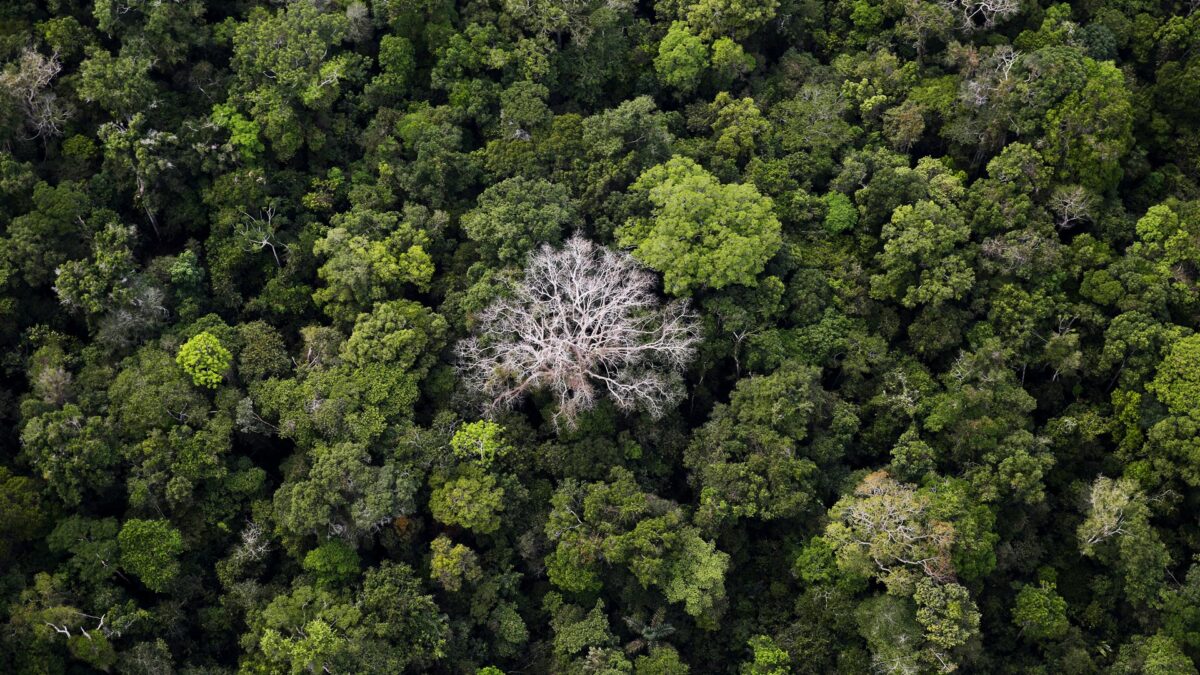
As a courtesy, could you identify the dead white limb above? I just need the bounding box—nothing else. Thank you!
[945,0,1020,31]
[1049,184,1095,230]
[1078,476,1145,553]
[238,206,286,267]
[457,235,699,429]
[0,48,70,140]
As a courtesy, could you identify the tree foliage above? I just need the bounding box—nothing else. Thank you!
[2,0,1200,671]
[620,156,782,295]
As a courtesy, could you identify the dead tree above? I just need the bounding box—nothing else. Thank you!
[0,48,70,140]
[946,0,1020,32]
[1048,184,1094,230]
[457,235,699,429]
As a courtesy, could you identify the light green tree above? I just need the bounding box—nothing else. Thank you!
[450,421,512,468]
[176,331,232,389]
[429,535,483,592]
[655,23,709,93]
[620,156,781,295]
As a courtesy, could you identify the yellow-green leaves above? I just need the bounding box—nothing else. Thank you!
[621,156,781,296]
[655,23,708,93]
[451,421,511,468]
[177,331,231,389]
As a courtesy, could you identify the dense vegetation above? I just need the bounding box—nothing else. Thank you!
[3,0,1200,672]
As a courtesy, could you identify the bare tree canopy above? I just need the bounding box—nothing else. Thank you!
[0,48,69,140]
[457,235,699,428]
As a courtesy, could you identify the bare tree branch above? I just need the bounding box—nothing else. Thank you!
[0,48,70,140]
[457,235,700,429]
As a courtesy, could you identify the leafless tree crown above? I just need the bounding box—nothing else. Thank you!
[457,235,699,429]
[1049,184,1094,230]
[947,0,1020,32]
[0,48,70,141]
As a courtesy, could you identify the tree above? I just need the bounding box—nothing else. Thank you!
[655,22,709,93]
[365,34,415,105]
[944,0,1019,32]
[771,84,859,182]
[176,331,232,389]
[1012,581,1069,641]
[0,48,69,140]
[253,589,358,674]
[1041,58,1133,194]
[460,177,577,264]
[237,321,290,381]
[620,156,782,295]
[0,467,44,562]
[428,466,506,534]
[457,236,699,429]
[450,420,512,468]
[895,0,954,59]
[870,160,973,309]
[230,3,365,158]
[709,93,770,163]
[76,47,157,118]
[824,471,955,593]
[302,540,360,587]
[572,96,675,213]
[1147,334,1200,417]
[685,363,856,527]
[1078,477,1151,553]
[823,192,858,234]
[922,340,1051,504]
[53,220,138,317]
[1047,184,1095,230]
[1138,333,1200,488]
[339,298,447,373]
[1077,476,1169,606]
[250,300,446,446]
[547,597,621,666]
[545,468,730,625]
[2,179,92,287]
[109,347,208,439]
[251,562,448,673]
[429,535,482,592]
[741,635,790,674]
[20,406,116,506]
[211,103,265,160]
[711,38,756,86]
[96,114,182,235]
[272,442,420,548]
[312,206,436,324]
[91,0,207,65]
[686,0,780,40]
[855,594,925,675]
[1111,634,1198,675]
[353,561,449,669]
[387,104,480,207]
[46,514,119,583]
[118,519,183,592]
[913,579,980,672]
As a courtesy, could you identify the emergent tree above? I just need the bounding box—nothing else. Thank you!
[457,235,699,428]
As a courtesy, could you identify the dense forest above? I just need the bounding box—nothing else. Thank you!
[2,0,1200,672]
